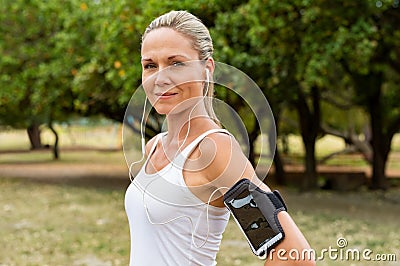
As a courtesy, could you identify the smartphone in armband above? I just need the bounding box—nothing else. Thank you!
[223,179,286,258]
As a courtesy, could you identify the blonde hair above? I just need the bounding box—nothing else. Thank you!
[142,10,219,124]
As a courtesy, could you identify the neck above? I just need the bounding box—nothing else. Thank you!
[165,103,210,144]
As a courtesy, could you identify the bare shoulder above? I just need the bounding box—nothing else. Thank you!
[200,131,236,152]
[198,132,247,183]
[198,131,239,163]
[198,131,269,191]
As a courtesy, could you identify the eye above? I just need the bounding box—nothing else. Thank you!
[172,61,185,67]
[143,63,156,69]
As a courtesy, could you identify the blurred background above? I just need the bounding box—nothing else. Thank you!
[1,0,399,265]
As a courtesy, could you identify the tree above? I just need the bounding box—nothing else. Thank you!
[213,0,327,189]
[306,0,400,189]
[1,0,69,156]
[0,0,103,158]
[210,3,286,183]
[252,0,400,190]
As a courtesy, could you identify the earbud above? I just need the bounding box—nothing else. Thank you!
[141,137,146,156]
[205,68,210,83]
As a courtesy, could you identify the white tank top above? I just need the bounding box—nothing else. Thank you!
[125,129,230,266]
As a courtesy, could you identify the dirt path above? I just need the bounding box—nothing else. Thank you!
[0,149,399,190]
[0,149,131,188]
[0,162,128,179]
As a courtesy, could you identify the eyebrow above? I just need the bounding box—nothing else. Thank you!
[141,54,191,62]
[168,55,191,60]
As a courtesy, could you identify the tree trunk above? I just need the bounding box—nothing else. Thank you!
[302,140,318,189]
[296,86,320,190]
[273,147,286,185]
[363,72,390,190]
[27,123,42,149]
[248,126,259,167]
[48,122,59,160]
[341,64,397,190]
[368,84,389,189]
[371,148,388,189]
[271,113,286,185]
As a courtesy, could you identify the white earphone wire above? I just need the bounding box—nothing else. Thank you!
[129,97,148,182]
[132,67,219,248]
[141,178,228,249]
[170,68,210,162]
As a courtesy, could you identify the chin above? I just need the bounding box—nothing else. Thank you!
[153,104,172,115]
[153,99,197,116]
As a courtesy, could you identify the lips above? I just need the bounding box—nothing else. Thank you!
[156,92,177,96]
[155,92,178,99]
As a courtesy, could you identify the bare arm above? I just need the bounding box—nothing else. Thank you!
[199,133,315,266]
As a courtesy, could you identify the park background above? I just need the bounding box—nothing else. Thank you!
[1,0,399,265]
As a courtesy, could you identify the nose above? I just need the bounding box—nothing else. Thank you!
[154,68,172,87]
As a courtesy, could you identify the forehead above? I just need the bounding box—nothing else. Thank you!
[141,27,199,60]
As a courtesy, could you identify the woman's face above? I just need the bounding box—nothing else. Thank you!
[141,27,206,115]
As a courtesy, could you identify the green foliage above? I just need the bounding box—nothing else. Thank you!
[0,0,92,126]
[1,0,400,184]
[210,0,400,188]
[1,0,399,125]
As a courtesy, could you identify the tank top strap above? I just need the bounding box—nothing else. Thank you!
[147,132,167,158]
[177,128,232,162]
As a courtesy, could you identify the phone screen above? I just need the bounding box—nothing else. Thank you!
[226,189,278,250]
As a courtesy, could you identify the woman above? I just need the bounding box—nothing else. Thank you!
[125,10,315,266]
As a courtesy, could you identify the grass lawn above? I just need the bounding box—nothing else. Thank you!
[0,175,399,266]
[1,129,399,265]
[0,178,129,266]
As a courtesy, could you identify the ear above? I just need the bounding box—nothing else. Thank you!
[205,57,215,75]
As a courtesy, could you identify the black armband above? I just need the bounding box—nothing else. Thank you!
[224,178,287,258]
